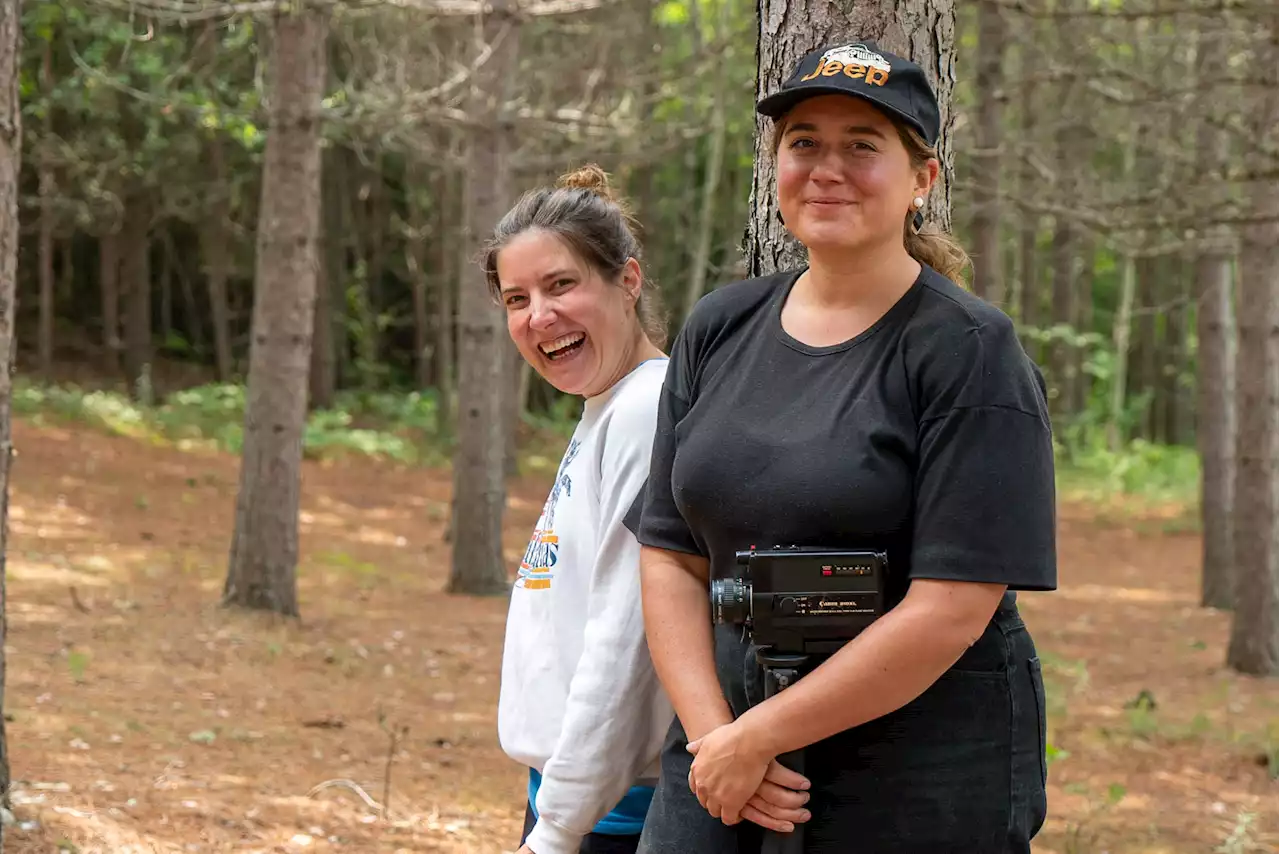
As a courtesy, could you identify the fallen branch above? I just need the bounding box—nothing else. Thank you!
[306,778,383,811]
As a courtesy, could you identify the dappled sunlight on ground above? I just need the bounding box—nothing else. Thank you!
[3,418,1276,854]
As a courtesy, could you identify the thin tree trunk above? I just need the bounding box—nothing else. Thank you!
[159,228,173,342]
[165,230,206,354]
[748,0,957,277]
[309,146,342,410]
[203,137,235,382]
[434,153,457,433]
[1160,269,1186,443]
[200,20,234,382]
[1141,256,1162,440]
[970,0,1005,303]
[1068,233,1094,416]
[406,158,431,390]
[37,42,54,376]
[1226,15,1278,676]
[1194,17,1236,609]
[0,0,20,826]
[1109,124,1139,451]
[1016,37,1040,358]
[1048,212,1075,427]
[120,192,152,402]
[224,6,328,618]
[450,0,520,595]
[682,0,731,319]
[100,233,120,374]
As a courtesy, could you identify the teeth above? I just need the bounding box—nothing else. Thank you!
[539,333,584,355]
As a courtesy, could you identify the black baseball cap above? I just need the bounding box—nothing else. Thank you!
[755,41,941,147]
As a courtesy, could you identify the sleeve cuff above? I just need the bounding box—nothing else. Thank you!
[525,815,586,854]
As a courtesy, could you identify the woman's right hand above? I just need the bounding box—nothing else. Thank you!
[740,759,812,833]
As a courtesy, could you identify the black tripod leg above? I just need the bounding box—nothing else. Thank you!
[756,653,809,854]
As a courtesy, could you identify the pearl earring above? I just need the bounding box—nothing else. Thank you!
[912,196,925,210]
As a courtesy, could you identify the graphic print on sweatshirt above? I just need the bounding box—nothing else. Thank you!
[517,438,582,590]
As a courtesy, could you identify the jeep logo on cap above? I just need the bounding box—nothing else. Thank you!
[800,43,891,86]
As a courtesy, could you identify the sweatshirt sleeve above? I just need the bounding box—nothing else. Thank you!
[524,391,674,854]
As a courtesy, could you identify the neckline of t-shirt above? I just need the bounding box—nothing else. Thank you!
[770,265,929,357]
[582,356,669,413]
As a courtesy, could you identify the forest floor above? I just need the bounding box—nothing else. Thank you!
[4,415,1277,854]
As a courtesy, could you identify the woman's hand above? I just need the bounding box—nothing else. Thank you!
[687,720,790,825]
[737,759,812,833]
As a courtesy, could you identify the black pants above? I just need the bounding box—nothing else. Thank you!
[637,602,1048,854]
[521,802,642,854]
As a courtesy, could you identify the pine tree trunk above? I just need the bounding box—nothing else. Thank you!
[99,232,120,375]
[309,147,342,410]
[224,6,328,618]
[0,0,20,827]
[1226,15,1278,676]
[1194,18,1236,610]
[748,0,957,278]
[970,0,1005,303]
[120,192,152,402]
[37,39,54,377]
[450,0,520,595]
[203,136,235,382]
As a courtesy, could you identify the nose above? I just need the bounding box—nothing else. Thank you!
[810,148,844,183]
[528,292,558,330]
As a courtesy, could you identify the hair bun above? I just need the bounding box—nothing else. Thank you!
[556,163,616,201]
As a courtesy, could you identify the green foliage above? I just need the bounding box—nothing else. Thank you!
[12,379,449,465]
[1056,436,1200,506]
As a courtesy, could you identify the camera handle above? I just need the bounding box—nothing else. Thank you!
[756,648,809,854]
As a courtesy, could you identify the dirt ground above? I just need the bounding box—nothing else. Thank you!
[4,417,1277,854]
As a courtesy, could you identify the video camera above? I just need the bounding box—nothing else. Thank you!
[710,546,888,655]
[708,546,888,854]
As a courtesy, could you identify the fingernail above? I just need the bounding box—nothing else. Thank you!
[782,823,794,832]
[800,811,811,821]
[801,793,810,804]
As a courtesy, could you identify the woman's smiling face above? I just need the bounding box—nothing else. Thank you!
[496,229,642,398]
[775,94,933,255]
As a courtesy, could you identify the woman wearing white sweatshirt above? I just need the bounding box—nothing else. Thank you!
[487,164,674,854]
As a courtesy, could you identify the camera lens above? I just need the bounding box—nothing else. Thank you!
[710,578,750,626]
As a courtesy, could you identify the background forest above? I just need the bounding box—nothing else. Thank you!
[0,0,1275,852]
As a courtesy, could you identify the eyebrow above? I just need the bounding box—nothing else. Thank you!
[785,122,887,138]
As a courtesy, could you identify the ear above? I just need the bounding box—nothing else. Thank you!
[915,158,940,202]
[619,257,643,303]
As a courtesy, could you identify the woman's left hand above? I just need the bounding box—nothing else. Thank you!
[686,720,773,824]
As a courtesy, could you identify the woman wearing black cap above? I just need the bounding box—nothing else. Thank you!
[625,41,1056,853]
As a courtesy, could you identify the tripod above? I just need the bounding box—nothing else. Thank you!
[756,648,809,854]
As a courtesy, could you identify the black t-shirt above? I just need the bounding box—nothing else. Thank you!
[625,264,1057,604]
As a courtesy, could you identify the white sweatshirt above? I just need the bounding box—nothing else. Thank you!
[497,358,675,854]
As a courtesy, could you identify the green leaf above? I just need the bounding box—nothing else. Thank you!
[656,0,689,26]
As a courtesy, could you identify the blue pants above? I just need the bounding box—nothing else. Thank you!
[636,602,1048,853]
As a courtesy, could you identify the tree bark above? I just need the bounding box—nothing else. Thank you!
[309,146,343,410]
[748,0,957,278]
[970,0,1005,303]
[683,0,732,319]
[120,192,152,402]
[406,157,431,390]
[1194,18,1236,610]
[434,150,458,433]
[224,6,328,617]
[0,0,20,828]
[450,0,520,595]
[1226,16,1278,677]
[37,40,54,377]
[99,232,121,375]
[202,135,235,382]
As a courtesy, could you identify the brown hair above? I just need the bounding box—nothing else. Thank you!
[770,115,972,286]
[482,164,668,347]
